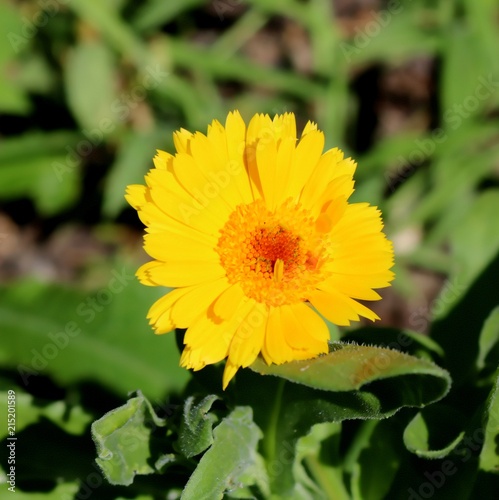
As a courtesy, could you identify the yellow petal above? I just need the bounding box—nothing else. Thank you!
[133,197,183,232]
[331,203,384,238]
[146,287,191,334]
[222,360,239,389]
[255,134,278,208]
[272,136,295,207]
[316,175,355,209]
[172,152,234,220]
[287,302,330,343]
[171,278,230,328]
[143,231,217,262]
[246,113,272,144]
[213,284,246,320]
[137,261,164,286]
[309,288,380,325]
[189,132,243,209]
[270,112,297,143]
[173,128,193,153]
[262,307,294,365]
[153,150,174,170]
[300,148,357,209]
[224,111,254,204]
[228,302,267,367]
[301,120,318,136]
[308,289,359,326]
[125,184,147,209]
[284,129,325,201]
[140,260,225,288]
[183,298,254,370]
[146,168,223,234]
[316,196,348,231]
[181,319,229,370]
[280,304,328,353]
[319,276,382,301]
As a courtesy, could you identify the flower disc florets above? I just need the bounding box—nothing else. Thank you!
[217,199,329,306]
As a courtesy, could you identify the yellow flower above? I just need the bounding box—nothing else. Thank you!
[126,111,394,389]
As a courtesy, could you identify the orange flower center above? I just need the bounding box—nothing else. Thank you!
[216,199,329,306]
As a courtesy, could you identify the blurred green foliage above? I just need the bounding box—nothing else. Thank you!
[1,0,499,498]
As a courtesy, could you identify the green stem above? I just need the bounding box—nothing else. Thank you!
[343,420,378,473]
[263,378,285,467]
[304,455,351,500]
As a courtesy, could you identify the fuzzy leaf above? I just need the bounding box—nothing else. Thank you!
[91,391,167,486]
[241,341,450,494]
[181,406,268,499]
[250,342,450,397]
[177,394,220,459]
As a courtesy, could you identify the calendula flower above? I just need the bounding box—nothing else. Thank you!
[126,111,394,389]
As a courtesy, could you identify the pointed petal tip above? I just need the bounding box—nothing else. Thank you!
[222,360,239,390]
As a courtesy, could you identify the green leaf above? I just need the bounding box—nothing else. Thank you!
[133,0,205,32]
[338,4,441,65]
[92,391,167,485]
[12,52,55,95]
[441,23,488,118]
[0,391,92,439]
[0,2,30,114]
[64,40,117,131]
[431,207,499,385]
[4,155,79,215]
[408,145,499,227]
[477,307,499,372]
[7,417,105,491]
[479,366,499,473]
[0,131,81,164]
[0,482,80,499]
[181,406,268,500]
[465,1,499,109]
[403,407,466,459]
[0,2,24,64]
[69,0,150,66]
[358,132,426,177]
[0,132,82,215]
[235,342,450,495]
[177,395,220,459]
[294,422,349,500]
[250,342,450,396]
[0,277,189,399]
[435,190,499,319]
[350,420,403,500]
[433,123,499,182]
[0,75,30,115]
[322,81,349,150]
[168,39,322,101]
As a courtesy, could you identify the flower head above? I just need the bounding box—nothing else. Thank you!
[126,111,394,388]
